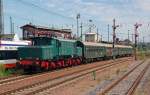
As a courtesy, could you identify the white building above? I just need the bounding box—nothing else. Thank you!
[85,32,100,42]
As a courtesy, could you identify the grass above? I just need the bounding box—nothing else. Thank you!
[137,49,150,60]
[0,64,15,77]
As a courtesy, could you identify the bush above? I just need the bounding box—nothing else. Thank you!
[0,64,14,77]
[0,64,6,76]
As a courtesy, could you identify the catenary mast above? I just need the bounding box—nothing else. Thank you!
[0,0,4,37]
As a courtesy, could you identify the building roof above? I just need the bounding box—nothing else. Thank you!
[21,24,72,33]
[85,32,97,35]
[81,41,132,48]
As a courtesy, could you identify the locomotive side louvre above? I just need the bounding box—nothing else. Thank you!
[57,39,77,59]
[18,46,55,60]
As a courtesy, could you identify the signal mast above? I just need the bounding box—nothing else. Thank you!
[134,23,142,60]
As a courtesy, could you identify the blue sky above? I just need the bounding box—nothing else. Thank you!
[3,0,150,42]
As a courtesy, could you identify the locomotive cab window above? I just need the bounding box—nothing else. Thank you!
[32,37,52,46]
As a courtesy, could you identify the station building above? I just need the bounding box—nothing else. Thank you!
[21,24,72,40]
[85,32,100,42]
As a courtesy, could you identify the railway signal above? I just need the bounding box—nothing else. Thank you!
[134,23,142,60]
[0,0,4,39]
[112,19,119,60]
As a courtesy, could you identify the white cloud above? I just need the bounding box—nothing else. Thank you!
[7,0,150,41]
[137,0,150,11]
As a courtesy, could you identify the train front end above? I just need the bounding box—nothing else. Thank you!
[18,45,56,72]
[0,39,31,69]
[17,37,57,72]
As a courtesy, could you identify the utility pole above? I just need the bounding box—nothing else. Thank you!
[132,33,134,43]
[0,0,4,38]
[108,24,110,42]
[134,23,142,60]
[101,34,102,42]
[143,36,145,44]
[128,30,130,45]
[76,13,80,38]
[142,36,145,50]
[112,19,119,60]
[12,22,14,34]
[80,22,83,41]
[89,19,92,33]
[10,16,14,34]
[97,28,99,42]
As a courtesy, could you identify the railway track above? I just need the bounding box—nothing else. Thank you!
[8,58,132,95]
[0,75,28,85]
[0,57,129,86]
[0,57,131,95]
[126,63,150,95]
[0,75,18,81]
[98,59,150,95]
[0,72,52,86]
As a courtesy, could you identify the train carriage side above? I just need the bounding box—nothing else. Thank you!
[76,41,107,63]
[126,46,133,56]
[117,45,133,57]
[102,44,113,59]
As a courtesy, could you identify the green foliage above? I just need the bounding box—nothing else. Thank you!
[0,64,6,76]
[137,49,150,60]
[145,50,150,57]
[0,64,14,77]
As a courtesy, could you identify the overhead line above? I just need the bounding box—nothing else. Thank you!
[15,0,74,21]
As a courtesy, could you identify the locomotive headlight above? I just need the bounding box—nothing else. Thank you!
[19,58,22,60]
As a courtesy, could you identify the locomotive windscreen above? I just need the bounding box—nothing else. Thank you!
[31,37,52,46]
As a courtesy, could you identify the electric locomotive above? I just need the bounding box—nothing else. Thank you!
[17,37,82,72]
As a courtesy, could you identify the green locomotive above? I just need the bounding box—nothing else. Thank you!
[17,37,133,72]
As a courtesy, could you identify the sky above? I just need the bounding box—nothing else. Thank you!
[3,0,150,42]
